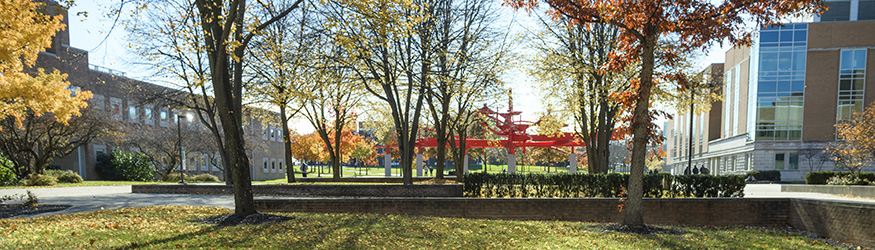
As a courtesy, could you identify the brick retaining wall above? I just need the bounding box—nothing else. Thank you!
[132,184,463,197]
[790,199,875,248]
[255,197,873,248]
[255,198,790,226]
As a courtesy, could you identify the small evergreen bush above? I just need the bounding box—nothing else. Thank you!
[0,155,17,186]
[746,170,781,181]
[25,174,57,186]
[808,171,875,185]
[161,173,188,182]
[191,174,219,182]
[45,169,83,183]
[826,175,870,185]
[96,150,156,181]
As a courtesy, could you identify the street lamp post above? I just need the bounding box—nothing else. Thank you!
[177,114,187,185]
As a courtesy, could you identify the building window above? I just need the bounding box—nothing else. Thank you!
[128,102,139,123]
[144,105,154,125]
[861,0,875,20]
[200,153,209,171]
[775,153,785,170]
[270,127,277,141]
[271,159,277,173]
[837,49,867,121]
[755,24,806,141]
[67,85,82,97]
[279,160,283,172]
[262,124,268,141]
[821,1,851,21]
[92,94,105,111]
[159,108,169,127]
[110,97,123,121]
[263,158,269,173]
[789,153,799,170]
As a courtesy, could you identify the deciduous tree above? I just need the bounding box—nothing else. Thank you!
[827,101,875,176]
[0,0,90,125]
[506,0,824,228]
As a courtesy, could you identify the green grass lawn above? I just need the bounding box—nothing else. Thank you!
[285,164,574,179]
[0,206,836,249]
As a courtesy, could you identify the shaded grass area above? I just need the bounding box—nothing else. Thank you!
[0,206,839,249]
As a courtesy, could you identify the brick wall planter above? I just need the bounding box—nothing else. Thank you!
[255,197,874,248]
[132,184,463,197]
[782,184,875,198]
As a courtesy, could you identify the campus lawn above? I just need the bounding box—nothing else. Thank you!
[284,164,575,179]
[0,206,836,249]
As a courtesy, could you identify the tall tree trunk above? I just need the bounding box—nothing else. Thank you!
[281,104,296,183]
[623,33,657,228]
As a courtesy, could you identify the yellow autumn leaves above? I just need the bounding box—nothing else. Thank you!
[0,0,91,125]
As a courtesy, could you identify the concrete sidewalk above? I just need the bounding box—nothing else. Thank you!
[744,183,875,204]
[1,185,234,219]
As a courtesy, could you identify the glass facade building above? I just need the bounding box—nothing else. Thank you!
[753,24,808,141]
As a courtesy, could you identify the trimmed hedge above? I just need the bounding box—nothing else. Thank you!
[746,170,781,181]
[463,172,745,198]
[807,171,875,184]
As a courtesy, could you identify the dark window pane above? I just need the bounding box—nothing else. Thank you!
[853,49,866,69]
[777,81,792,92]
[821,1,851,21]
[860,0,875,20]
[794,30,807,41]
[780,30,794,42]
[758,81,776,92]
[760,31,779,43]
[841,50,853,69]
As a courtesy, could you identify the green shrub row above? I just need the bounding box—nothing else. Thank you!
[806,171,875,184]
[746,170,781,181]
[463,172,745,198]
[160,173,220,182]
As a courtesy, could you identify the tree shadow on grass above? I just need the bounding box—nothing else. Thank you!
[590,224,688,235]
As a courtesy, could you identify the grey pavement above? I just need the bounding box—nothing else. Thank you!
[1,185,233,219]
[2,183,874,219]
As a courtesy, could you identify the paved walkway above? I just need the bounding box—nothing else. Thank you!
[1,183,873,219]
[1,185,233,218]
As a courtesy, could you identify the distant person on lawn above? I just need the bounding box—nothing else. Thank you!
[301,163,308,178]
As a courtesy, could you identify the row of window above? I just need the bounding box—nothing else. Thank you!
[262,158,284,174]
[837,49,867,121]
[90,94,193,127]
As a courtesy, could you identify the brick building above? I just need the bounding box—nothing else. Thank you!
[666,0,875,181]
[36,2,286,181]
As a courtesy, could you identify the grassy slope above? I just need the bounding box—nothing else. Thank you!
[0,206,835,249]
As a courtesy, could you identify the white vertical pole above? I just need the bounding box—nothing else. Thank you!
[569,153,577,173]
[463,154,469,174]
[384,154,392,177]
[507,154,516,173]
[416,154,423,177]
